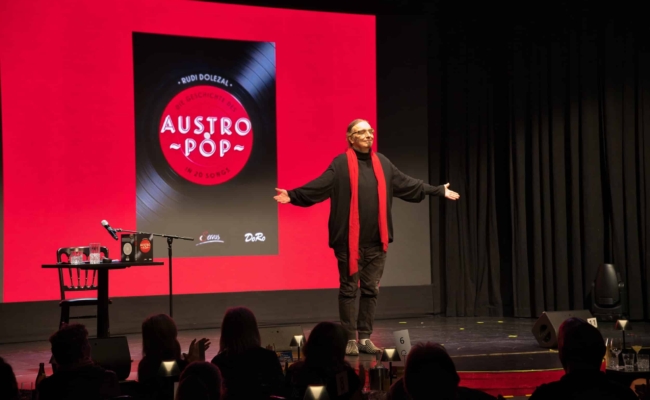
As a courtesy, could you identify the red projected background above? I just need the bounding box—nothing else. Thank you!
[0,0,376,302]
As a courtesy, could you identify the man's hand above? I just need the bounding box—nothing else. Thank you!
[274,188,291,204]
[444,183,460,200]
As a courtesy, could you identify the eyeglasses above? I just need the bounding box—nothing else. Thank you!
[352,128,375,137]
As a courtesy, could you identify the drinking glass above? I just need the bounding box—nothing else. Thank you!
[623,353,635,371]
[70,248,83,265]
[630,333,642,365]
[89,243,101,264]
[19,382,34,400]
[605,338,616,369]
[610,338,623,370]
[638,354,650,371]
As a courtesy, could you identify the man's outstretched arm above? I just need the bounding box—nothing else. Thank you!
[392,163,460,202]
[274,164,335,207]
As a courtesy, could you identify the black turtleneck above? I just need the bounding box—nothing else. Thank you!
[287,149,445,252]
[354,150,382,248]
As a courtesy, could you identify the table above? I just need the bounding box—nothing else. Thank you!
[42,261,164,338]
[605,367,650,393]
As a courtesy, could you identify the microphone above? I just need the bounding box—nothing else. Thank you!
[101,220,119,241]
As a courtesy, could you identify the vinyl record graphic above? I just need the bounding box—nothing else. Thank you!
[133,33,277,258]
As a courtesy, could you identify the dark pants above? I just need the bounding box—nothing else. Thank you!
[335,245,387,341]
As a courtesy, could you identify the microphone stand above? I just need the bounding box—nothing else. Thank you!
[116,228,193,318]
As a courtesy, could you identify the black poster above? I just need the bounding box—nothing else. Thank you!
[133,32,277,257]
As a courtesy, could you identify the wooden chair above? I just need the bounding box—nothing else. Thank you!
[56,246,111,328]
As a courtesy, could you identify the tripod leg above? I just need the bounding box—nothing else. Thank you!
[168,237,173,317]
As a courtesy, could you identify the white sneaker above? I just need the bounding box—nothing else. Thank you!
[346,340,359,356]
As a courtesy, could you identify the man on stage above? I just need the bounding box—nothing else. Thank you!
[274,119,460,355]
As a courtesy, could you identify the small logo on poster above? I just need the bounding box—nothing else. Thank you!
[159,85,253,186]
[197,231,225,246]
[245,232,266,242]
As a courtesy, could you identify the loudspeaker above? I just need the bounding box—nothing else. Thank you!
[259,325,304,351]
[531,310,593,348]
[89,336,132,380]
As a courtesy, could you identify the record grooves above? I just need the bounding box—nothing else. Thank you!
[133,33,278,258]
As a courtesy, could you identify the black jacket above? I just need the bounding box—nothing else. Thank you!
[211,347,284,400]
[288,151,444,251]
[530,370,637,400]
[37,364,119,400]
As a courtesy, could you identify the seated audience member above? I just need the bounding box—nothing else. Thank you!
[37,323,119,400]
[175,361,222,400]
[210,307,284,399]
[530,317,637,400]
[389,342,495,400]
[138,314,210,400]
[285,322,362,400]
[0,357,20,400]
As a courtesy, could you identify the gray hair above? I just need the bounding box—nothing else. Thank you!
[346,118,368,146]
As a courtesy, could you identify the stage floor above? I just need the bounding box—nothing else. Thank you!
[2,315,646,398]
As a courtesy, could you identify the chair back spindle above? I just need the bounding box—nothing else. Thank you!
[56,246,109,299]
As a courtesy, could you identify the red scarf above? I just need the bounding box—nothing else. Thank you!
[346,148,389,275]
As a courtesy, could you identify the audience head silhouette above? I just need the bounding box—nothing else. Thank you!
[558,317,605,372]
[175,361,222,400]
[38,324,121,399]
[50,323,91,366]
[285,322,361,399]
[142,314,182,361]
[303,321,348,370]
[404,342,460,400]
[0,357,19,400]
[529,319,637,399]
[219,306,261,356]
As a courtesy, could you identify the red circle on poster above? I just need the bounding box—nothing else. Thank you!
[159,85,253,185]
[140,238,151,253]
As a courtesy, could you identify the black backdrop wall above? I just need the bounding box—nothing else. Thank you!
[430,0,650,318]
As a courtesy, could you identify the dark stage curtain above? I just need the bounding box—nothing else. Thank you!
[431,3,650,318]
[429,6,505,317]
